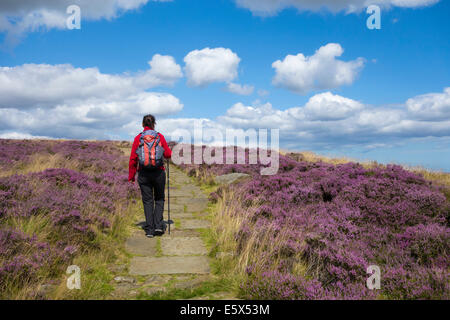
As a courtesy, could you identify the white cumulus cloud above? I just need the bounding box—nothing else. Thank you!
[0,57,183,139]
[160,88,450,152]
[406,87,450,121]
[135,54,183,88]
[234,0,440,16]
[184,47,241,87]
[303,92,364,120]
[0,0,171,47]
[226,82,255,95]
[0,131,52,140]
[0,55,182,109]
[272,43,365,94]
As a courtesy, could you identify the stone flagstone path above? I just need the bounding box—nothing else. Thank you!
[110,164,236,299]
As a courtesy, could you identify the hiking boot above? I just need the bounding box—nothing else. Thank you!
[154,228,164,236]
[145,231,155,238]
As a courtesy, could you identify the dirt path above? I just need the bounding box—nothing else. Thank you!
[110,164,236,300]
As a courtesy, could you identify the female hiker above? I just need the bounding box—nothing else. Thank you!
[129,114,172,238]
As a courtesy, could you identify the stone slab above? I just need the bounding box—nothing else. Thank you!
[173,198,209,213]
[164,229,200,238]
[129,256,210,275]
[125,232,158,256]
[163,203,185,212]
[181,219,211,230]
[164,211,195,219]
[168,185,203,197]
[161,237,207,256]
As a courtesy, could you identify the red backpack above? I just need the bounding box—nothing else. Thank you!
[136,130,164,169]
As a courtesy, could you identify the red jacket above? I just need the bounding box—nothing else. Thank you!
[128,126,172,182]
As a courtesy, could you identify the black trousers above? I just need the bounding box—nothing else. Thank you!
[137,169,166,233]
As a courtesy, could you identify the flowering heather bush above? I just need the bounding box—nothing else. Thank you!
[0,139,54,168]
[0,139,126,173]
[176,145,282,178]
[0,139,139,298]
[0,168,138,243]
[0,228,75,289]
[179,146,450,299]
[51,140,127,172]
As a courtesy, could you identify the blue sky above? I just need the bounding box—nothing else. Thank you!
[0,0,449,170]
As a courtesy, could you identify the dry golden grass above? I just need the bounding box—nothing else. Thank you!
[298,150,357,166]
[112,141,132,157]
[0,153,90,177]
[118,147,132,156]
[412,168,450,187]
[211,188,308,286]
[191,169,216,186]
[1,154,61,177]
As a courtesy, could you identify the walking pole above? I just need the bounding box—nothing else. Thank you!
[167,158,171,235]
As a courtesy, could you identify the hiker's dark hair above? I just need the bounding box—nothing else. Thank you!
[142,114,156,129]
